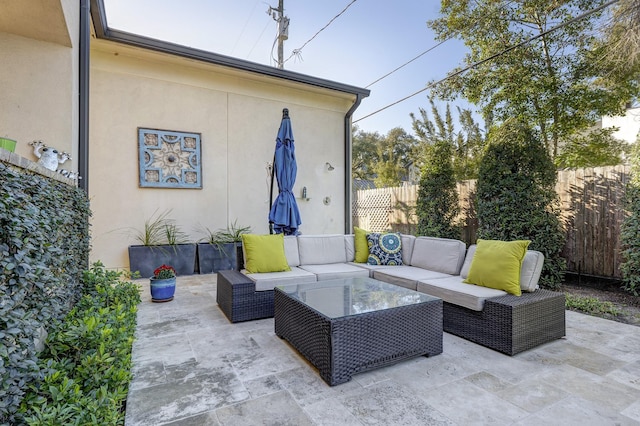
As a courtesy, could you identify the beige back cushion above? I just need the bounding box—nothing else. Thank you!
[284,236,300,267]
[297,235,347,265]
[410,237,466,275]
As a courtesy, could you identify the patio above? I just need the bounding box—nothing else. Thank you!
[125,274,640,425]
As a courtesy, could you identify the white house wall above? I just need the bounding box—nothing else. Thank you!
[89,40,355,270]
[601,107,640,144]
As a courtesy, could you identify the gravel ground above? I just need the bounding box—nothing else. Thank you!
[561,274,640,326]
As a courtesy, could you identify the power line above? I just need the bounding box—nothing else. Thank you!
[365,38,451,88]
[231,0,261,55]
[284,0,357,65]
[354,0,620,124]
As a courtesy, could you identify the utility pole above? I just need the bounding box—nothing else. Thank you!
[268,0,289,69]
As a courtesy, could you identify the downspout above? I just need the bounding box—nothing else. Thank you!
[78,0,90,192]
[344,94,363,234]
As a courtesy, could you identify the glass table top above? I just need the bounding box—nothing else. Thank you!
[277,277,439,319]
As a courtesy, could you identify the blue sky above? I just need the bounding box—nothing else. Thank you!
[103,0,472,136]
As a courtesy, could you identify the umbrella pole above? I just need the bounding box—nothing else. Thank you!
[269,153,276,234]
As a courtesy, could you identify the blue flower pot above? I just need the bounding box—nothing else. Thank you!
[150,277,176,302]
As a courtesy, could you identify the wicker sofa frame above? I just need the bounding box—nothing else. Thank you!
[443,289,566,355]
[217,269,565,356]
[217,270,274,323]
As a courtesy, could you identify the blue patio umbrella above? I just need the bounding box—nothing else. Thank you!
[269,108,302,235]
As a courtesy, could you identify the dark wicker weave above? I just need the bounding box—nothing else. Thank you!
[274,286,443,386]
[443,289,565,356]
[217,270,274,323]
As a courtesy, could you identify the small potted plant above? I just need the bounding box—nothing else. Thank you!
[150,264,177,302]
[196,220,252,274]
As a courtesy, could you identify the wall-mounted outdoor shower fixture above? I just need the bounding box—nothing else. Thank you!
[301,186,310,201]
[326,162,335,171]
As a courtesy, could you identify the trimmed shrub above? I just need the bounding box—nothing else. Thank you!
[18,263,140,425]
[416,140,460,239]
[476,120,566,289]
[621,142,640,295]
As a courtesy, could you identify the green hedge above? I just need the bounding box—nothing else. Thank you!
[18,263,140,425]
[476,121,566,289]
[0,162,91,423]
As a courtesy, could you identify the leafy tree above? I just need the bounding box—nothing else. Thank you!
[595,0,640,89]
[476,120,566,289]
[352,126,418,186]
[428,1,639,159]
[411,100,485,180]
[621,141,640,295]
[352,126,382,181]
[556,128,629,168]
[415,138,460,239]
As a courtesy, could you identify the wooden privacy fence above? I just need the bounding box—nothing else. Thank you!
[352,165,631,279]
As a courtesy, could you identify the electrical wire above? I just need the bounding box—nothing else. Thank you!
[354,0,620,124]
[283,0,358,65]
[247,17,273,60]
[365,38,451,88]
[231,0,262,55]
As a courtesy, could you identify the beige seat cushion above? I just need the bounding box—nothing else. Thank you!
[373,266,451,291]
[299,263,369,281]
[244,266,316,291]
[417,276,507,311]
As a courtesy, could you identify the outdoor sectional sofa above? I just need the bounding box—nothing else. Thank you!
[216,233,566,355]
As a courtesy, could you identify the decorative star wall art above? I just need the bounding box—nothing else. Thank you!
[138,128,202,189]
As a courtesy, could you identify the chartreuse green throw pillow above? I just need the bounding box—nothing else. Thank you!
[354,227,370,263]
[463,239,530,296]
[241,233,291,274]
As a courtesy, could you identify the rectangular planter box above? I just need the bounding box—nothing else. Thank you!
[0,138,16,152]
[197,242,244,274]
[128,243,197,278]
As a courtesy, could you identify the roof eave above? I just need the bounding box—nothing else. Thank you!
[89,0,370,98]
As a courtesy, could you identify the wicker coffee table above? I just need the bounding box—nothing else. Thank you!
[274,277,443,386]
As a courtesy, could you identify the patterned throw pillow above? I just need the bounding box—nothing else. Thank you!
[366,232,403,265]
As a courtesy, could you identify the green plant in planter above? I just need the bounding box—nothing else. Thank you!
[132,209,172,246]
[201,220,252,245]
[197,220,252,274]
[127,209,197,277]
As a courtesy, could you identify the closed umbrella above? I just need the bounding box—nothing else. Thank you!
[269,108,301,235]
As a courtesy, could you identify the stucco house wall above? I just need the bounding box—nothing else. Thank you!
[1,1,368,272]
[0,0,79,160]
[89,40,360,269]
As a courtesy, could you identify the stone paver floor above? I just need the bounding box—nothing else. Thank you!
[125,274,640,425]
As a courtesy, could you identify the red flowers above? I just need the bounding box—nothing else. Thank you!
[153,264,176,279]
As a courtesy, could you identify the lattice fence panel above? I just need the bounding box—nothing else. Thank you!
[353,188,392,232]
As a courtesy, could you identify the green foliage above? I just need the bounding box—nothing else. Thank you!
[621,142,640,295]
[352,126,419,186]
[416,140,460,239]
[0,162,91,424]
[555,128,628,168]
[18,262,140,425]
[131,209,189,246]
[411,100,485,180]
[565,293,621,316]
[476,120,566,289]
[198,220,252,244]
[428,1,639,158]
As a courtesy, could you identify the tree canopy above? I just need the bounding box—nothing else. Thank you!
[352,126,418,187]
[428,0,640,159]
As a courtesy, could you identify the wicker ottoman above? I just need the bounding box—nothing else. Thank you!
[275,277,443,386]
[216,270,274,323]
